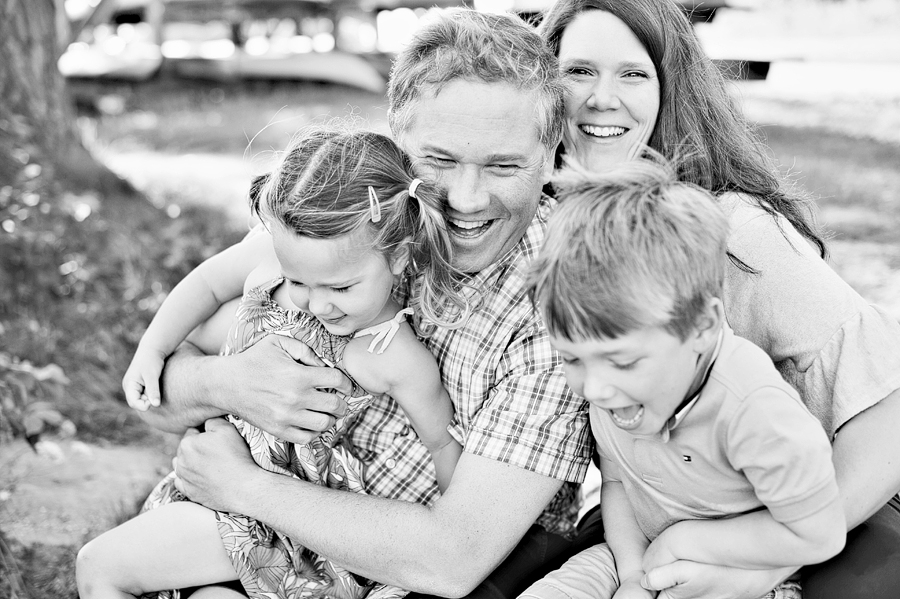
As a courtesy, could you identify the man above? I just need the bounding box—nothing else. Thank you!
[140,9,593,598]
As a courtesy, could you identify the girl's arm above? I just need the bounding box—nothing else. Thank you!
[344,325,461,492]
[599,456,655,599]
[122,230,276,409]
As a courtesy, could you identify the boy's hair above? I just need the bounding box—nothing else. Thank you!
[388,8,565,153]
[528,159,729,342]
[250,123,469,329]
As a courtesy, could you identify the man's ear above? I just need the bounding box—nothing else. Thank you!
[390,239,412,276]
[540,146,555,184]
[691,297,724,351]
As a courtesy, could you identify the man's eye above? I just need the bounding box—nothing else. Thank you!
[489,164,519,175]
[428,156,455,167]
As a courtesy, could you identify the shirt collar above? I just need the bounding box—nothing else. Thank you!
[658,326,725,442]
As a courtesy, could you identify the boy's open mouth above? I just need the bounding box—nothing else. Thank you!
[609,405,644,428]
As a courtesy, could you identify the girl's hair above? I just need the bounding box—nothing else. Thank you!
[528,157,729,342]
[539,0,827,261]
[250,125,469,329]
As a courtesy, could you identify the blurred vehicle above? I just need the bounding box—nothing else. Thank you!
[59,0,766,92]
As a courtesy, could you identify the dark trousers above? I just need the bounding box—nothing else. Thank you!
[409,494,900,599]
[802,494,900,598]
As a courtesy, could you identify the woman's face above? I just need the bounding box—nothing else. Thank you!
[558,10,660,172]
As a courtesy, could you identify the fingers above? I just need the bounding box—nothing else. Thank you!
[123,378,151,411]
[275,335,327,366]
[642,562,689,592]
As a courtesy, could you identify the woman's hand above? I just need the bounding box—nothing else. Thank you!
[614,572,656,599]
[641,560,794,599]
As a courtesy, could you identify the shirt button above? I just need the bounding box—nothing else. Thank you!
[400,425,410,436]
[385,458,397,469]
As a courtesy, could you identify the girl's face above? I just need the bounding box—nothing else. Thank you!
[272,226,407,336]
[559,10,660,172]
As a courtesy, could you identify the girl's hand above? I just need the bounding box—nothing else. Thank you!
[122,345,168,411]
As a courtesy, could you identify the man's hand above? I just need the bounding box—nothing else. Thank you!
[197,334,353,444]
[641,560,793,599]
[173,418,266,512]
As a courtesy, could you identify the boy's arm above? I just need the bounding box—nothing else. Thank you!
[645,386,845,572]
[344,327,462,492]
[599,456,653,597]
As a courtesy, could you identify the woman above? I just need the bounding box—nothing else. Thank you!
[533,1,900,598]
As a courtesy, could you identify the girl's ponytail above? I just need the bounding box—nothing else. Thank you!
[400,177,472,332]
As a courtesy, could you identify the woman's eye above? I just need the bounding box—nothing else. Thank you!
[564,66,592,77]
[623,70,649,79]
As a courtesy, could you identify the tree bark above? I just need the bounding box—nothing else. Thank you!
[0,0,129,194]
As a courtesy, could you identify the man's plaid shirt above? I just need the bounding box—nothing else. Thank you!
[346,195,592,535]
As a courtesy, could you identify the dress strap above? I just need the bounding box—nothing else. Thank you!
[353,308,414,354]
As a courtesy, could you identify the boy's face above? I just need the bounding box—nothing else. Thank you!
[551,324,711,437]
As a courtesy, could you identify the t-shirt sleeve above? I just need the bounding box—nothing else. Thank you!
[466,319,592,483]
[726,386,839,524]
[723,196,900,438]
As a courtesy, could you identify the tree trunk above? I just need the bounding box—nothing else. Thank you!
[0,0,83,175]
[0,0,131,195]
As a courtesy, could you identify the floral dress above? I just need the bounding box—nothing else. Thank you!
[140,277,409,599]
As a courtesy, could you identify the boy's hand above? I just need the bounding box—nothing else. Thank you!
[122,346,168,411]
[615,572,656,599]
[642,529,678,573]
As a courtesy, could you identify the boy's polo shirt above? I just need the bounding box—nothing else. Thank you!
[592,327,839,541]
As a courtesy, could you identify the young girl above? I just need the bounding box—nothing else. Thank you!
[76,127,469,599]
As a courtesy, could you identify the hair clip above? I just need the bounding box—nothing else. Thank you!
[408,178,423,199]
[368,186,382,223]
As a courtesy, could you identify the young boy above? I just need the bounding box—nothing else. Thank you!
[522,160,846,599]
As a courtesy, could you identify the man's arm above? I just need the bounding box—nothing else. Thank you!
[174,418,563,597]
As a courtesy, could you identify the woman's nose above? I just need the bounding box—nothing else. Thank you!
[446,167,491,214]
[587,76,622,111]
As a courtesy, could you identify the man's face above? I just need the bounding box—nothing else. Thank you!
[398,80,553,274]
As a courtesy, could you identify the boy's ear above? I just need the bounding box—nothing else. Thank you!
[390,239,412,276]
[691,297,724,351]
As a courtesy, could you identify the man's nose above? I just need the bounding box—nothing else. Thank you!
[446,167,491,214]
[587,76,622,111]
